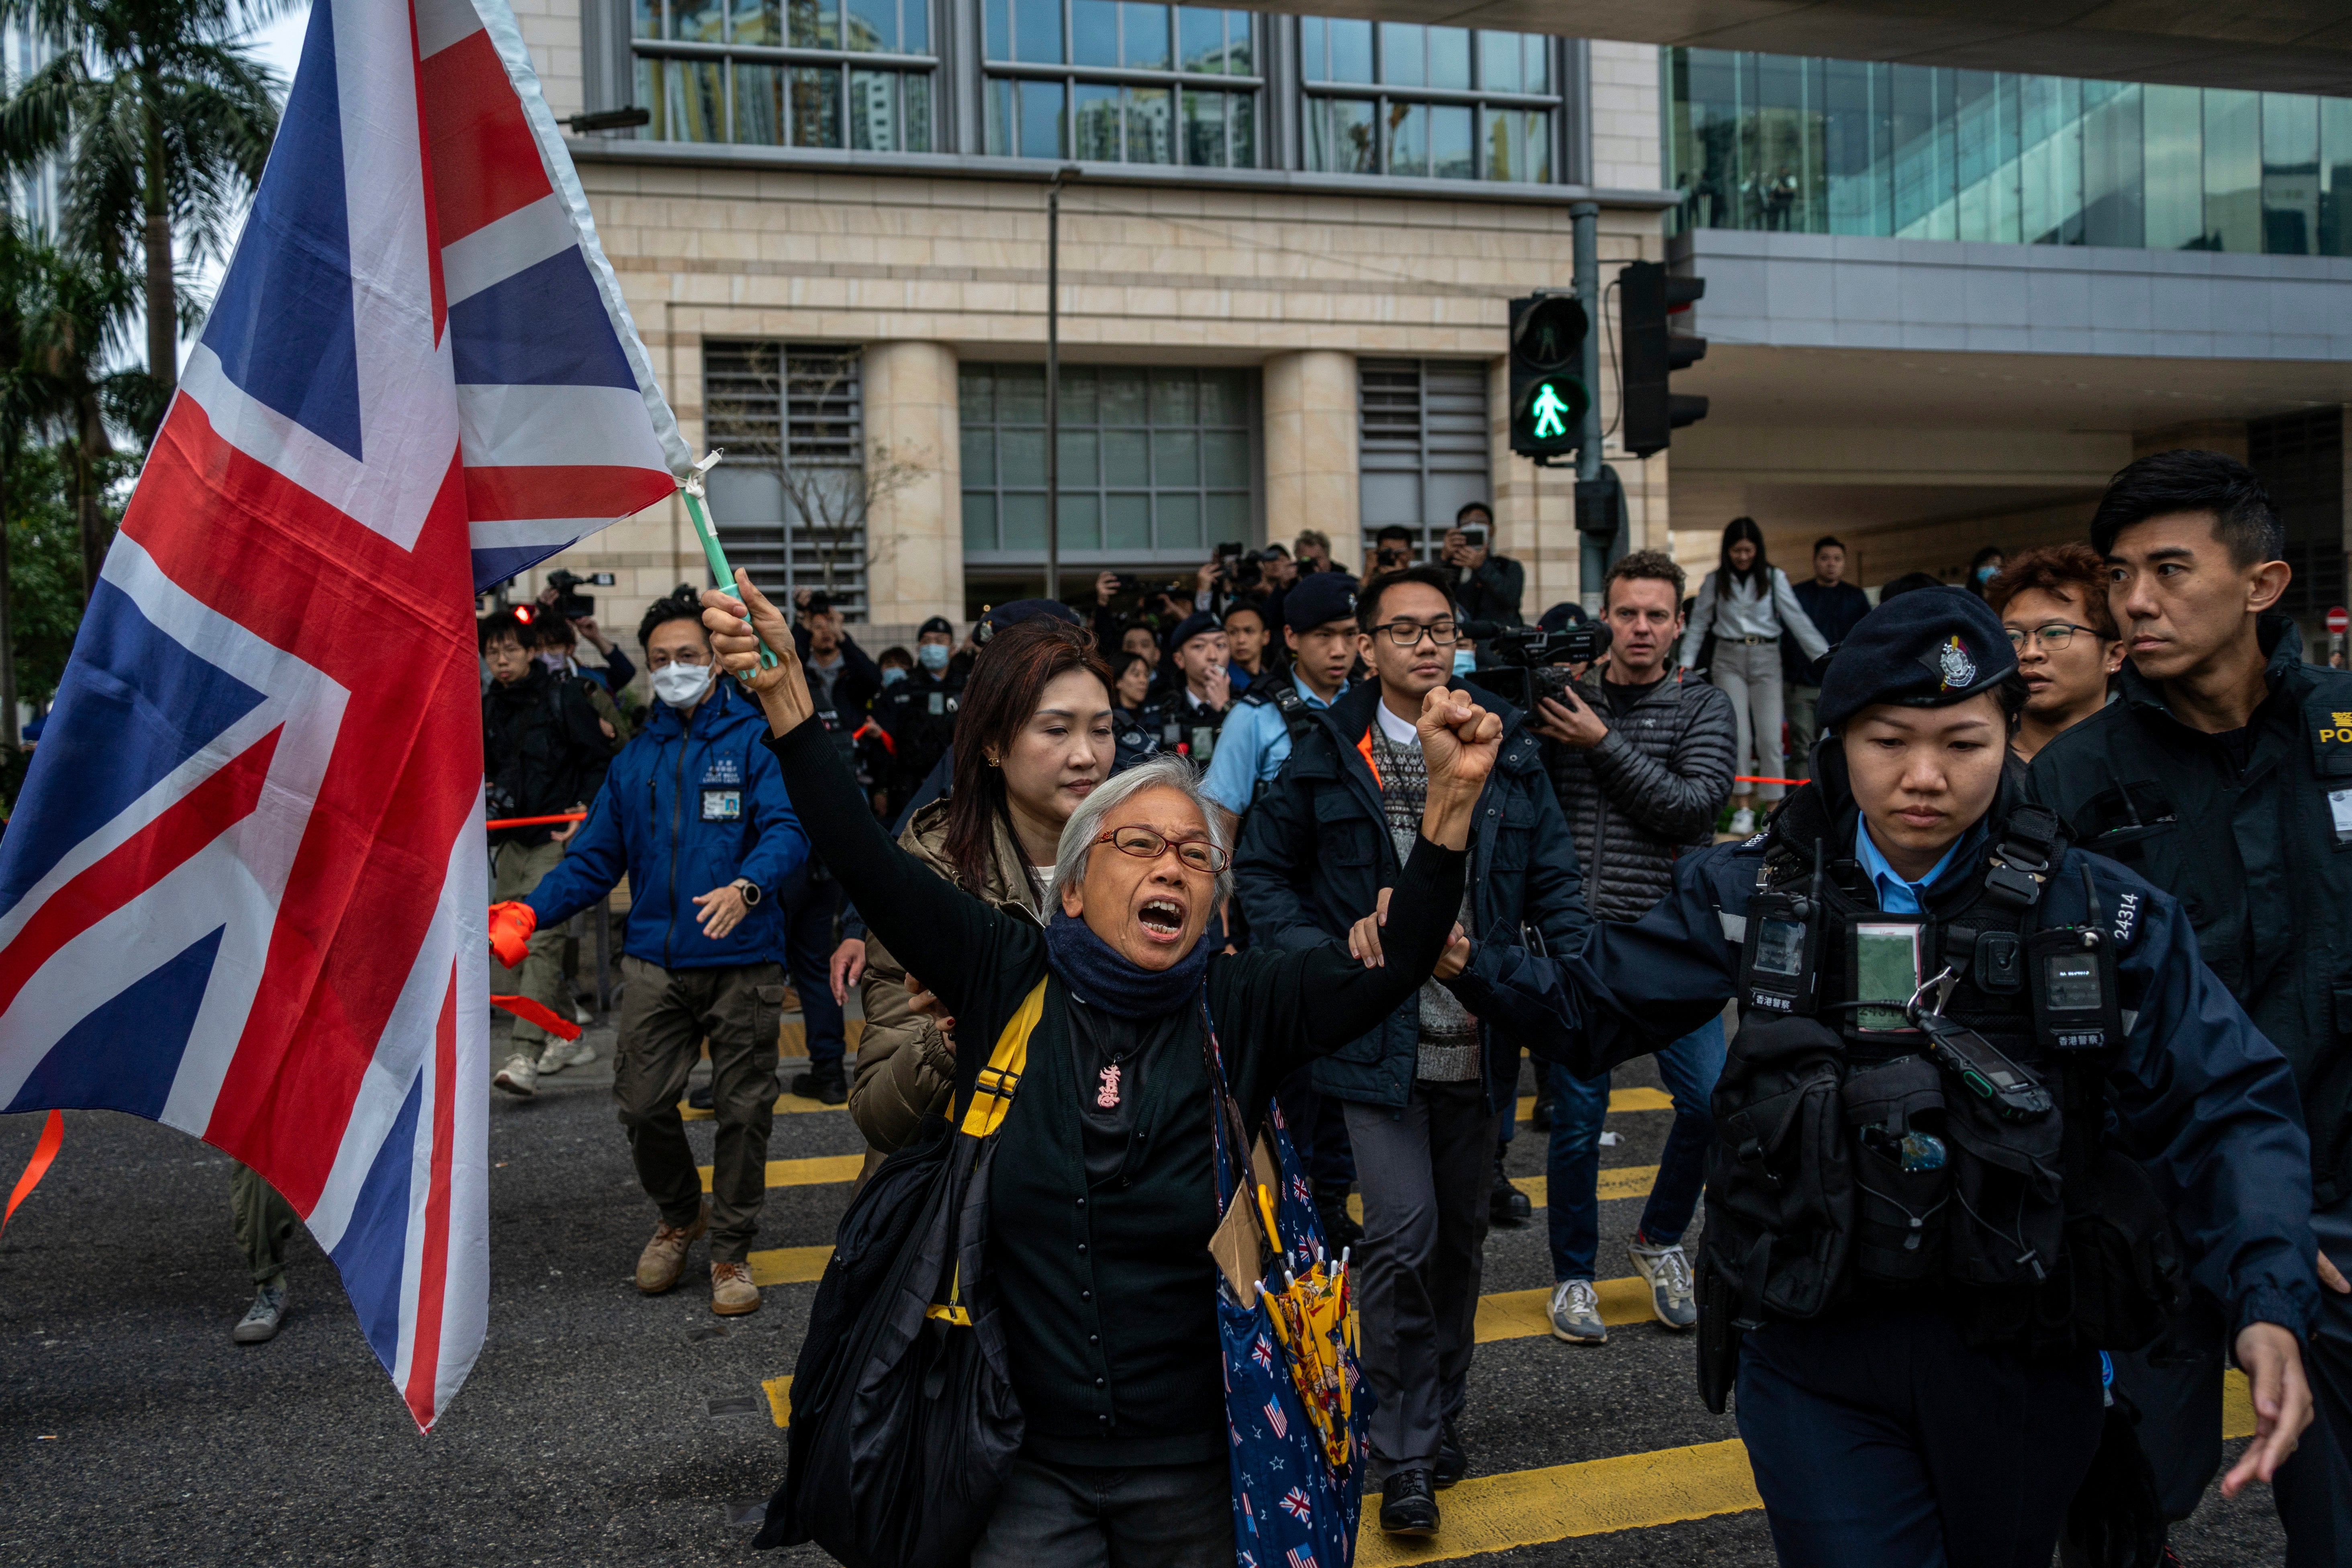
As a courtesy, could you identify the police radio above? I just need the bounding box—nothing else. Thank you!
[2027,926,2122,1053]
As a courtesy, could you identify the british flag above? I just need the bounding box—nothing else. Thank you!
[1251,1333,1274,1371]
[1279,1487,1313,1523]
[0,0,680,1431]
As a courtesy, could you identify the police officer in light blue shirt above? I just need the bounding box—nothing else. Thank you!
[1200,572,1360,816]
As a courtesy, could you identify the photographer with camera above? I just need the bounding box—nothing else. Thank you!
[1366,524,1420,580]
[539,570,637,698]
[1525,551,1737,1342]
[1445,503,1525,628]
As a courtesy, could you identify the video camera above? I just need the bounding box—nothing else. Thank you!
[1458,617,1613,714]
[545,568,615,619]
[1212,541,1283,595]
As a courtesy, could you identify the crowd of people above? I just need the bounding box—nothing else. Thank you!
[222,446,2350,1566]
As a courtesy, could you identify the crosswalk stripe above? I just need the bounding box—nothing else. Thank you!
[764,1376,792,1427]
[1347,1165,1661,1224]
[680,1094,842,1121]
[1475,1276,1657,1341]
[699,1153,866,1192]
[748,1244,836,1286]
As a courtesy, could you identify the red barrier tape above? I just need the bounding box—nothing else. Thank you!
[2,1109,63,1236]
[1735,776,1804,786]
[490,994,583,1042]
[484,812,587,830]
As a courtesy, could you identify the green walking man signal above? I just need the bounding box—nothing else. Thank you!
[1508,294,1590,460]
[1530,382,1573,440]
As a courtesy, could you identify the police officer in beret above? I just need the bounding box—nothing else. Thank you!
[1159,609,1234,764]
[1450,586,2319,1565]
[871,613,964,814]
[1200,572,1360,818]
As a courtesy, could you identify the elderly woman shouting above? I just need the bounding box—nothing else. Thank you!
[703,574,1498,1566]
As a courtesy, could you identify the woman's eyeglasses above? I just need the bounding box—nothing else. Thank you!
[2004,622,2102,652]
[1094,826,1230,874]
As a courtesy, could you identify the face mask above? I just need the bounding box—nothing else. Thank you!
[881,666,907,687]
[537,651,566,670]
[652,662,711,709]
[1975,564,1999,583]
[917,642,950,673]
[1452,649,1477,676]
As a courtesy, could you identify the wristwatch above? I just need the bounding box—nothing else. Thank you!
[731,877,762,908]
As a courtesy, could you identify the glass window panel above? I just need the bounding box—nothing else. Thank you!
[903,72,932,150]
[1483,106,1521,181]
[1300,15,1324,77]
[736,63,783,143]
[1890,64,1950,239]
[1123,2,1169,69]
[1428,27,1470,91]
[2019,76,2082,244]
[1230,90,1255,166]
[1430,103,1473,180]
[2083,82,2143,248]
[1000,428,1046,486]
[729,0,779,43]
[786,0,836,47]
[1202,430,1249,486]
[1001,493,1048,550]
[1126,86,1174,162]
[2322,97,2352,257]
[1179,6,1225,72]
[1522,34,1547,94]
[963,493,998,550]
[670,58,726,141]
[845,0,895,51]
[1156,493,1201,550]
[1074,82,1120,159]
[984,0,1009,59]
[1104,430,1149,485]
[1073,0,1118,67]
[849,70,898,150]
[1060,366,1098,423]
[2144,83,2203,249]
[1020,79,1066,157]
[1205,492,1250,544]
[1199,369,1246,423]
[1379,22,1423,87]
[985,75,1013,153]
[1183,90,1226,167]
[638,54,668,135]
[1387,100,1428,176]
[1015,0,1062,63]
[998,363,1046,421]
[904,0,927,54]
[1059,429,1099,485]
[1151,372,1197,425]
[636,0,663,38]
[2205,87,2260,251]
[1954,70,2000,241]
[1520,110,1551,183]
[1105,493,1152,548]
[1155,429,1199,487]
[1058,493,1101,550]
[1222,8,1250,74]
[791,65,841,147]
[960,368,992,424]
[1751,51,1813,231]
[1328,18,1371,83]
[2262,92,2320,254]
[1310,98,1375,174]
[1677,47,1743,231]
[1101,370,1148,424]
[675,0,725,42]
[1478,31,1521,94]
[960,427,995,485]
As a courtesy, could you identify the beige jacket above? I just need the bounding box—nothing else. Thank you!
[850,800,1048,1170]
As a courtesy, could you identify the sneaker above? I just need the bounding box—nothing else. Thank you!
[1434,1418,1467,1489]
[573,1002,593,1026]
[636,1203,709,1294]
[233,1281,287,1345]
[791,1061,847,1106]
[1728,805,1757,836]
[1377,1468,1439,1535]
[492,1053,537,1098]
[686,1082,715,1111]
[1490,1153,1530,1227]
[1549,1278,1607,1344]
[711,1259,761,1316]
[535,1036,597,1075]
[1629,1238,1698,1329]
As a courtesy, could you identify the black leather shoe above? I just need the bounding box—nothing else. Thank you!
[1434,1419,1467,1488]
[791,1063,847,1105]
[1379,1468,1440,1535]
[686,1082,715,1110]
[1315,1185,1363,1253]
[1490,1156,1531,1227]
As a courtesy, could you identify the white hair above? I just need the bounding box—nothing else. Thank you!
[1051,754,1234,913]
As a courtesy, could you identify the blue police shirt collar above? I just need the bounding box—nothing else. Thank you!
[1292,671,1343,709]
[1854,818,1978,916]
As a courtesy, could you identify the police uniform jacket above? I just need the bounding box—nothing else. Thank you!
[1234,676,1590,1113]
[523,679,811,969]
[2028,615,2352,1208]
[1454,765,2319,1342]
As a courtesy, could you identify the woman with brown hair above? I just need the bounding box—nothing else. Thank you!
[848,615,1118,1161]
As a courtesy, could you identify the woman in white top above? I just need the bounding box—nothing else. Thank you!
[1677,517,1828,833]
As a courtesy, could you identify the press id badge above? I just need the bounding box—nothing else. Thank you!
[1850,920,1925,1036]
[701,789,742,822]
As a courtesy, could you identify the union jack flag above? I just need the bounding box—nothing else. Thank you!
[1288,1172,1312,1208]
[1251,1333,1274,1370]
[0,0,679,1432]
[1279,1487,1312,1523]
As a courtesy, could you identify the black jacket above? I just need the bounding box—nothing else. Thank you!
[1234,677,1589,1110]
[482,663,613,848]
[1785,578,1872,684]
[871,667,963,799]
[1453,553,1526,627]
[764,716,1467,1467]
[2028,615,2352,1205]
[1545,672,1737,922]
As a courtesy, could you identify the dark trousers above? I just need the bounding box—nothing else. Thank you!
[1342,1079,1497,1479]
[611,955,784,1259]
[2106,1282,2226,1520]
[969,1455,1232,1568]
[780,862,845,1069]
[229,1161,298,1286]
[1736,1306,2104,1567]
[1547,1015,1724,1280]
[2276,1197,2352,1567]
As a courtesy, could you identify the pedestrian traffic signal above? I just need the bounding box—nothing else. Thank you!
[1618,261,1707,458]
[1508,294,1590,461]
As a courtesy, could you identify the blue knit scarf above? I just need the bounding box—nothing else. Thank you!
[1045,907,1212,1015]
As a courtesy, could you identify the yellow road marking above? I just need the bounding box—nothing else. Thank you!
[680,1094,844,1121]
[764,1375,793,1428]
[699,1153,866,1192]
[2223,1368,2254,1440]
[1349,1165,1661,1223]
[779,1020,864,1054]
[1519,1086,1672,1121]
[748,1244,835,1286]
[1475,1276,1656,1341]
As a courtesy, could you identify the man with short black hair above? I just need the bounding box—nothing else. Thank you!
[1162,610,1232,763]
[2031,448,2352,1559]
[1784,536,1871,779]
[873,613,962,810]
[1445,501,1526,627]
[1368,523,1418,577]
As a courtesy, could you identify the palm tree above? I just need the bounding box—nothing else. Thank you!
[0,0,282,422]
[14,236,144,606]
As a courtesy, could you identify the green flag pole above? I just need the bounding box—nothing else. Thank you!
[680,449,777,675]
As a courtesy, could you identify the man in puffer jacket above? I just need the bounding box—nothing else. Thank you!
[1528,550,1738,1343]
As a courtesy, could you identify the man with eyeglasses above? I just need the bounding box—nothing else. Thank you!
[1984,544,2123,762]
[489,585,809,1317]
[1236,563,1588,1537]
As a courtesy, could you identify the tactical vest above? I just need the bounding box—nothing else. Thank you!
[1695,795,2181,1410]
[1240,673,1326,808]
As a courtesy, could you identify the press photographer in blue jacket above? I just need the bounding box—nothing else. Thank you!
[497,585,810,1319]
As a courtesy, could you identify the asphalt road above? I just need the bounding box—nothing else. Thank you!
[0,1018,2290,1566]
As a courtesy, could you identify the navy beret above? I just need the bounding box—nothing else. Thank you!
[918,615,956,638]
[1168,609,1227,651]
[1815,585,2015,733]
[1537,601,1587,633]
[1282,571,1358,633]
[977,598,1081,639]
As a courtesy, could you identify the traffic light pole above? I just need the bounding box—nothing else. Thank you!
[1571,201,1605,613]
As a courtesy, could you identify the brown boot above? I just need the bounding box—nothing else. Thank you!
[635,1203,708,1294]
[710,1259,761,1316]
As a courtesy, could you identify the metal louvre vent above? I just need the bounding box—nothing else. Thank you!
[1358,358,1492,560]
[702,340,868,617]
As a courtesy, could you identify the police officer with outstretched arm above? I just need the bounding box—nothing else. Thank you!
[1453,587,2318,1566]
